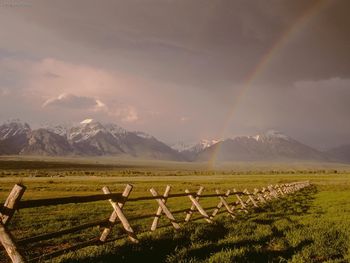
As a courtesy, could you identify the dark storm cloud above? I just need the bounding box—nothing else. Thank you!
[0,0,349,147]
[7,0,350,88]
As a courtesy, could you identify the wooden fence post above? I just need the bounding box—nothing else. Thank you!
[151,185,171,231]
[279,184,286,194]
[211,190,233,219]
[1,184,26,225]
[0,181,310,262]
[150,187,180,230]
[275,185,284,196]
[100,185,138,243]
[212,190,235,219]
[254,188,266,204]
[233,188,248,213]
[185,188,212,223]
[185,187,203,222]
[268,185,279,198]
[0,222,25,263]
[244,189,258,208]
[0,184,26,263]
[261,187,271,201]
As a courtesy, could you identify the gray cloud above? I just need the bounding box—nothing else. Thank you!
[4,0,349,88]
[0,0,349,148]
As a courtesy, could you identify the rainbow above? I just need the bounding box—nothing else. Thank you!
[208,0,329,169]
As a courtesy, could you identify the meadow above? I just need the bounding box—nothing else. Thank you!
[0,157,350,262]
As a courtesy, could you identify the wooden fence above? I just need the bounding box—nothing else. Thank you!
[0,181,310,263]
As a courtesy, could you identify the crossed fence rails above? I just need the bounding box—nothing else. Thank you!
[0,180,310,263]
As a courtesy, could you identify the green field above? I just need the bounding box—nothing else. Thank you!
[0,158,350,262]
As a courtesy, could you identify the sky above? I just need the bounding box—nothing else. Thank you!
[0,0,349,149]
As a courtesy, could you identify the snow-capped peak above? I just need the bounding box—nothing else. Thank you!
[46,124,70,137]
[234,130,291,142]
[199,139,220,148]
[252,135,260,141]
[170,141,195,152]
[171,139,220,153]
[246,130,290,142]
[67,119,106,142]
[0,119,31,140]
[80,118,95,124]
[104,123,127,138]
[264,130,290,140]
[133,131,153,139]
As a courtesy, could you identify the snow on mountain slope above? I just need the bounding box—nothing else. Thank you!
[171,139,220,161]
[196,130,327,162]
[0,120,31,154]
[9,118,183,160]
[171,139,220,153]
[0,119,31,140]
[133,131,153,139]
[170,141,196,152]
[68,119,107,143]
[104,123,128,139]
[0,120,344,163]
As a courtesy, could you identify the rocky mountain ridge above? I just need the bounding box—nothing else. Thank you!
[0,120,348,163]
[0,119,183,160]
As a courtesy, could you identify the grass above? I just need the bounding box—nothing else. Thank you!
[54,186,350,263]
[0,158,349,262]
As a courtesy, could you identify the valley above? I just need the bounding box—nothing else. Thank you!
[0,158,349,262]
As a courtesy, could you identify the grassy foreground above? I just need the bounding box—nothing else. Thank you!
[57,186,350,263]
[0,158,349,262]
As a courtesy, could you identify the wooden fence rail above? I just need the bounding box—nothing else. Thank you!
[0,181,310,263]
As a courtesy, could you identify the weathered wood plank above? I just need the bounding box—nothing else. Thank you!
[6,192,250,210]
[216,190,235,219]
[244,190,258,207]
[151,185,171,231]
[268,185,279,198]
[100,184,133,242]
[0,221,25,263]
[100,185,137,243]
[1,184,26,225]
[17,193,123,209]
[150,188,180,230]
[211,190,230,218]
[126,192,241,202]
[254,188,266,203]
[185,187,203,222]
[233,188,248,213]
[0,184,26,262]
[185,189,212,223]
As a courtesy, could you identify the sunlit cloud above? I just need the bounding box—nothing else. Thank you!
[114,106,139,123]
[42,93,106,111]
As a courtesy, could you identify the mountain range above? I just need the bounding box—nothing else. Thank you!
[0,119,348,163]
[0,119,183,161]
